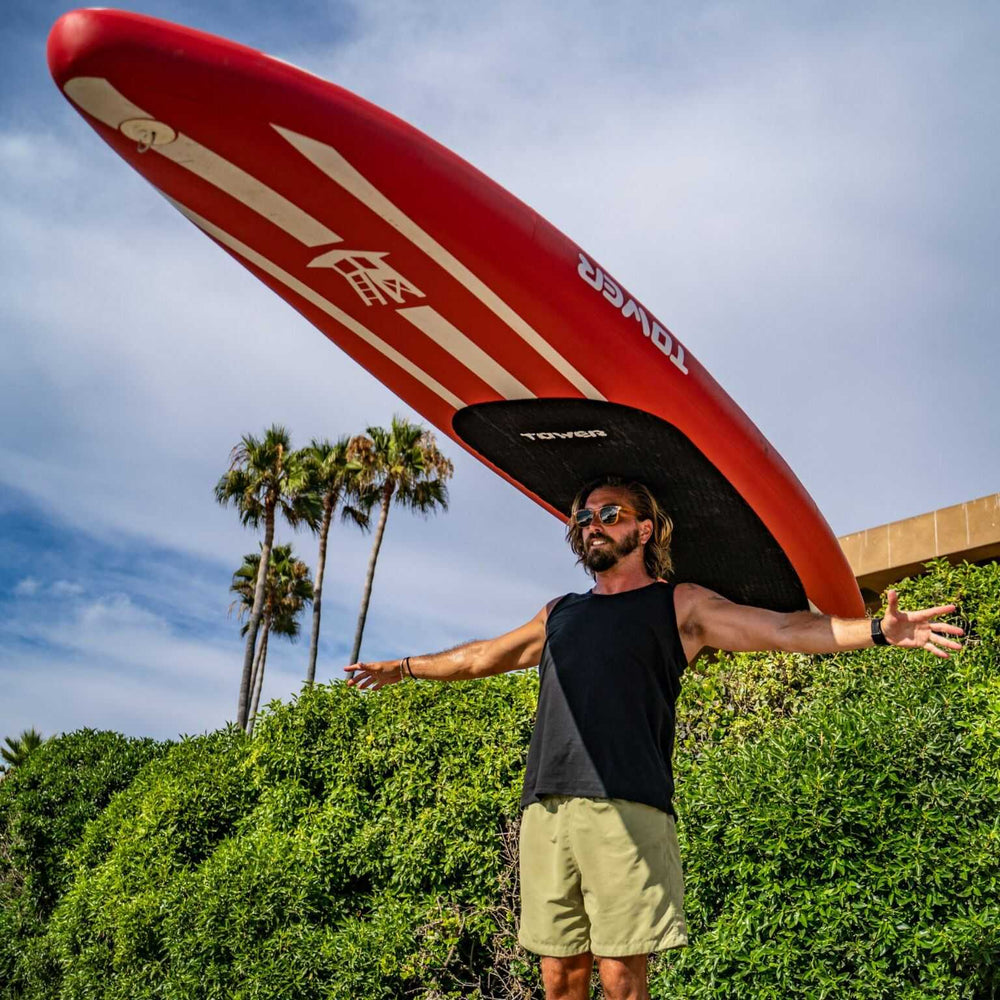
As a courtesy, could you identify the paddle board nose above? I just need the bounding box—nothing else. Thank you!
[50,9,151,88]
[47,10,94,87]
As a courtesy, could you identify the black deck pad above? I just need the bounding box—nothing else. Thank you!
[453,399,808,612]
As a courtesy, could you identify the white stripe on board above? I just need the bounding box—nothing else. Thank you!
[64,78,341,248]
[398,306,534,400]
[272,125,606,401]
[167,199,466,410]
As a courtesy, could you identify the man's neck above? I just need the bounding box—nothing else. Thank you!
[592,557,655,595]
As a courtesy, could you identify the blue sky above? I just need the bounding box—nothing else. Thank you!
[2,0,998,743]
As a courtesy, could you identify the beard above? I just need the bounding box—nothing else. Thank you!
[583,526,641,573]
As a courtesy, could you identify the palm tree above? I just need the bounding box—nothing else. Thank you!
[231,545,314,735]
[1,727,46,776]
[349,416,453,664]
[231,550,274,717]
[215,425,320,730]
[248,547,313,735]
[302,437,370,687]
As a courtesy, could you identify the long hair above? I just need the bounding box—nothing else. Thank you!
[566,476,674,580]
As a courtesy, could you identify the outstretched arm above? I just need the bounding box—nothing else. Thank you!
[676,584,964,662]
[343,604,549,690]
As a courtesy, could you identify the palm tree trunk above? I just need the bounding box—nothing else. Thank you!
[247,625,270,736]
[350,484,393,664]
[238,506,275,729]
[306,494,335,687]
[248,617,268,709]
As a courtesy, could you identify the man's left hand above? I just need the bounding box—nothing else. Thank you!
[881,590,964,658]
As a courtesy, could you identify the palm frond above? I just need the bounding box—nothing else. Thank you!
[340,502,371,531]
[0,728,47,771]
[229,542,313,641]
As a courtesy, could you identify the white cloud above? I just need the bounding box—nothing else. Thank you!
[13,577,41,596]
[0,647,233,740]
[1,589,238,738]
[0,129,84,187]
[51,580,85,597]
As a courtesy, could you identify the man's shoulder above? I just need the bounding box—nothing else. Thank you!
[673,581,715,601]
[671,581,701,605]
[545,592,583,616]
[672,582,715,636]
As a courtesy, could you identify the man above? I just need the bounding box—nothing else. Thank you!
[345,476,963,1000]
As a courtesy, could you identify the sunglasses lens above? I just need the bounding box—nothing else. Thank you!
[574,509,594,526]
[599,505,621,525]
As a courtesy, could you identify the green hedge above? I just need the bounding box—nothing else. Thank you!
[0,729,166,997]
[27,675,539,999]
[653,559,1000,999]
[1,559,997,998]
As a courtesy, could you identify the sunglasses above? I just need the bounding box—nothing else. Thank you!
[572,504,637,527]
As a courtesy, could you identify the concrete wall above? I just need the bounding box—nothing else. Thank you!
[838,492,1000,597]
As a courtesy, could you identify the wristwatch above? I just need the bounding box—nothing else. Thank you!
[871,617,889,646]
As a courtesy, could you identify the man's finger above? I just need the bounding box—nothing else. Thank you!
[924,641,950,659]
[886,590,899,613]
[909,604,959,622]
[904,603,957,620]
[929,634,963,651]
[930,622,965,636]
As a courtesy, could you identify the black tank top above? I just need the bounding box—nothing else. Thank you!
[521,581,687,816]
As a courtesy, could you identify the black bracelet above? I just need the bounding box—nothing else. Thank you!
[871,617,889,646]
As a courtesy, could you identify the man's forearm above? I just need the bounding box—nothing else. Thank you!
[698,589,962,660]
[345,606,548,689]
[343,642,488,690]
[777,611,876,654]
[406,640,493,681]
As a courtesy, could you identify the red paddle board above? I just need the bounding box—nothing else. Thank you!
[48,8,864,617]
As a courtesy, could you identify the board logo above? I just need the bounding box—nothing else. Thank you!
[309,249,425,307]
[519,429,608,441]
[576,254,688,374]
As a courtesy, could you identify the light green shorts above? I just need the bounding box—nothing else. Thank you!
[518,795,688,958]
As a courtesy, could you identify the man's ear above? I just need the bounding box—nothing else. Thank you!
[639,518,653,543]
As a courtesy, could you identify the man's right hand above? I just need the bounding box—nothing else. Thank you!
[344,660,403,690]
